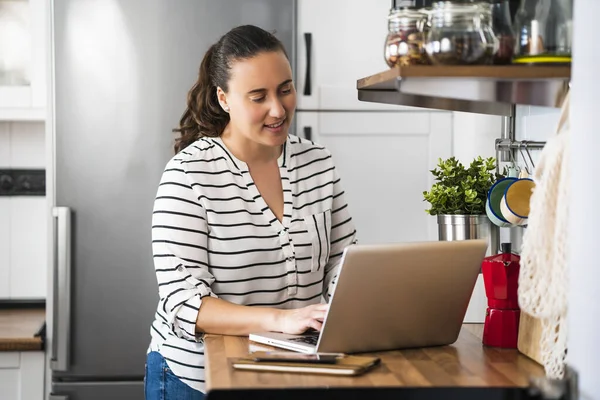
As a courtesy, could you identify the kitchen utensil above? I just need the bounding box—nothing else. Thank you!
[486,177,517,227]
[500,171,535,226]
[481,242,521,348]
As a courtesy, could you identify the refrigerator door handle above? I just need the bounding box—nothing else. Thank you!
[51,207,72,372]
[303,126,313,141]
[303,32,312,96]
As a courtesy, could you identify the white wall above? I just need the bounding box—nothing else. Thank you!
[452,112,501,164]
[0,121,47,299]
[514,106,560,166]
[569,0,600,397]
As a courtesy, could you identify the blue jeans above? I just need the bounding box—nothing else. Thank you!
[145,351,205,400]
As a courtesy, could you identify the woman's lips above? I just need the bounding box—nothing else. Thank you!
[264,118,286,134]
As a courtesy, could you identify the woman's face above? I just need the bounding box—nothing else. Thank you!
[218,50,296,149]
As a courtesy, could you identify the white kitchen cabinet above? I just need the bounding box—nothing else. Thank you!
[0,122,10,298]
[0,0,48,121]
[295,111,453,244]
[0,122,47,300]
[9,197,47,299]
[296,0,408,111]
[0,351,45,400]
[0,196,10,298]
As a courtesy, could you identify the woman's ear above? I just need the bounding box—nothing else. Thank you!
[216,87,230,113]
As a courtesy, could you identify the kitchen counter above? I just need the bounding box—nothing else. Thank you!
[0,308,45,351]
[204,324,545,399]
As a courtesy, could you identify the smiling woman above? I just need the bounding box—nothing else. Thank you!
[173,25,294,154]
[218,50,296,152]
[146,25,357,399]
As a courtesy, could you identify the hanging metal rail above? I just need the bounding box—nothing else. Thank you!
[495,139,546,150]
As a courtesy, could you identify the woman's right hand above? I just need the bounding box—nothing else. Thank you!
[275,303,329,335]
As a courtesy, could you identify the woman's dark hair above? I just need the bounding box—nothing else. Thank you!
[173,25,288,154]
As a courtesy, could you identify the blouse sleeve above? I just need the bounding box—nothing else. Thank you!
[152,158,217,342]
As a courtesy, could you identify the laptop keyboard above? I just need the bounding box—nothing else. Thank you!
[288,334,319,346]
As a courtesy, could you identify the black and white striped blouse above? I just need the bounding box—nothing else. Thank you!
[148,134,357,392]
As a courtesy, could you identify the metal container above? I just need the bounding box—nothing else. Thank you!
[437,214,491,242]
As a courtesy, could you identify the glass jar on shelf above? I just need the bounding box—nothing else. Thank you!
[424,1,498,65]
[420,7,433,36]
[513,0,573,64]
[490,0,515,64]
[384,5,430,67]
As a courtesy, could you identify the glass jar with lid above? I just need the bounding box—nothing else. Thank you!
[424,1,498,65]
[490,0,516,64]
[384,5,430,67]
[513,0,573,64]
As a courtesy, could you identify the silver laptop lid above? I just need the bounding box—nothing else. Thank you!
[316,239,488,353]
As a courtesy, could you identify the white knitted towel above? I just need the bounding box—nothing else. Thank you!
[519,92,570,379]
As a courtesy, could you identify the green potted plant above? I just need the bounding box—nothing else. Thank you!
[423,156,499,241]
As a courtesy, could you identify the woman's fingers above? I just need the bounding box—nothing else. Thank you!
[311,310,327,321]
[278,304,329,334]
[308,319,323,332]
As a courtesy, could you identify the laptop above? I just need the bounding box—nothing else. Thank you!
[249,239,488,354]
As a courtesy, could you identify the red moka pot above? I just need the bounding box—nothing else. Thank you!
[481,243,521,348]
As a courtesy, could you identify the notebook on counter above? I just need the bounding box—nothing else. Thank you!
[231,354,380,376]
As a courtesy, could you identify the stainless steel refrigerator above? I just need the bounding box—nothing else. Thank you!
[47,1,296,399]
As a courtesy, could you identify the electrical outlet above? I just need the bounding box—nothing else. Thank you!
[0,169,45,196]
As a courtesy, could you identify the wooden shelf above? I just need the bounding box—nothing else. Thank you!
[357,66,571,116]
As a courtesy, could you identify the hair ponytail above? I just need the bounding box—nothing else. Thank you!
[172,25,288,154]
[173,44,230,154]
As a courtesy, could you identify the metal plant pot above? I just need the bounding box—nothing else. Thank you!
[437,214,491,242]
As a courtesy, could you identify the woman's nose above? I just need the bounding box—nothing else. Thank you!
[268,98,286,118]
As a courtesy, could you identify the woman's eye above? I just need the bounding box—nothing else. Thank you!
[251,97,265,103]
[281,87,292,94]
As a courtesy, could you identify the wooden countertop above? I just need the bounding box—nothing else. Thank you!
[0,308,45,351]
[204,324,544,392]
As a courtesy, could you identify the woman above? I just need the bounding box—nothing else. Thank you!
[145,25,357,399]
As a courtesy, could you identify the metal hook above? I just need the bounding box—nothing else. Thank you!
[517,142,530,175]
[524,142,536,169]
[508,145,517,167]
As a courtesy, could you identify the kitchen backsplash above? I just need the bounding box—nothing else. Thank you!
[0,121,47,300]
[452,112,501,162]
[516,105,561,151]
